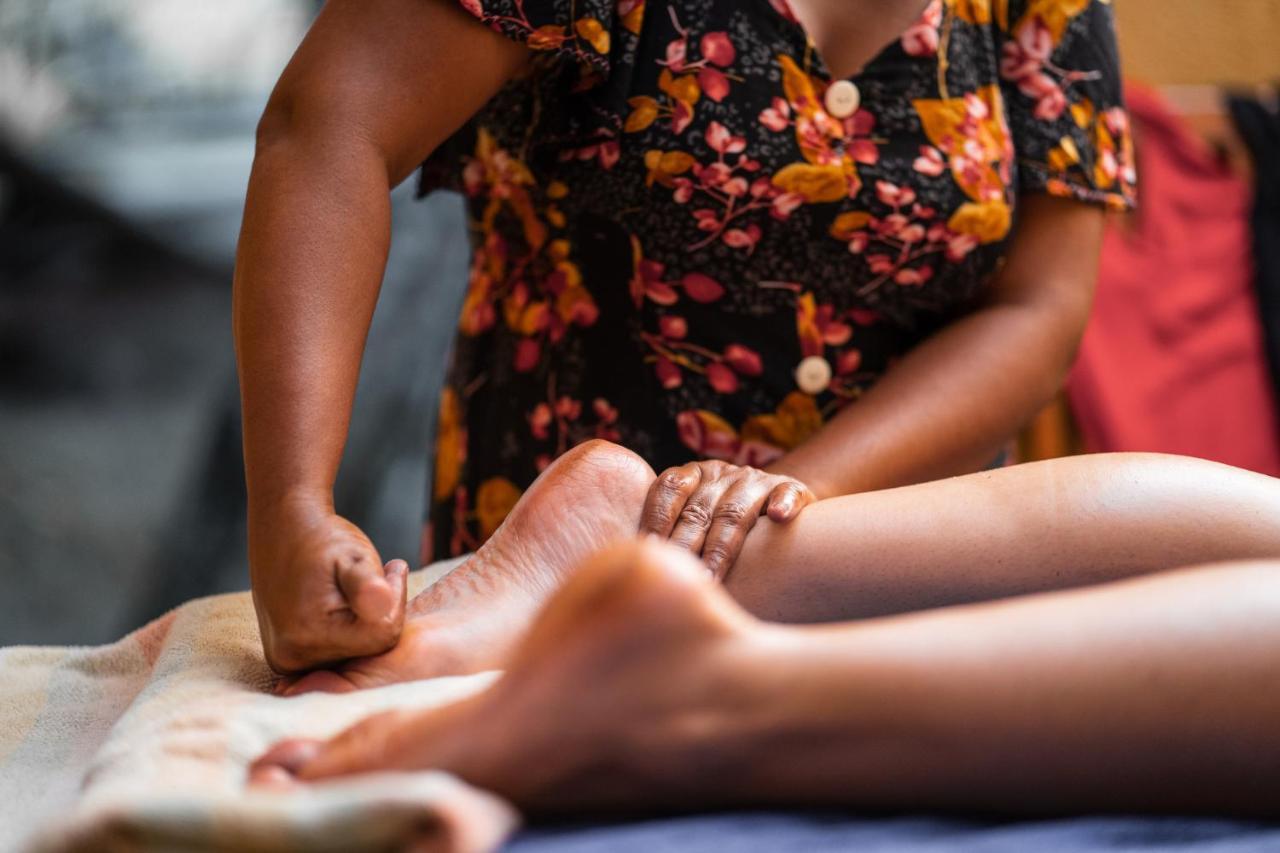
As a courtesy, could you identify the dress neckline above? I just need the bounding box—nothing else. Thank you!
[755,0,936,81]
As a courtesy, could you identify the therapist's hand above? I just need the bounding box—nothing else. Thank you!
[640,461,815,579]
[249,497,409,675]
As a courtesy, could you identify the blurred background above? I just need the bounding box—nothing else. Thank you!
[0,1,1277,645]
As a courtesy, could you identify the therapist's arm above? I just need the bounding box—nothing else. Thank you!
[234,0,527,673]
[644,194,1105,577]
[770,194,1105,496]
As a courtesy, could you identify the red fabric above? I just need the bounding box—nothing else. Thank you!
[1068,85,1280,474]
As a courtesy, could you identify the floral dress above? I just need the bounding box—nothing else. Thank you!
[422,0,1135,561]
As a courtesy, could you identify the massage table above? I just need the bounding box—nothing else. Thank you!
[4,560,1276,852]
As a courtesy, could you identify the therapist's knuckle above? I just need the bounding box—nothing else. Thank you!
[657,469,692,496]
[713,500,751,525]
[704,540,735,564]
[678,501,713,528]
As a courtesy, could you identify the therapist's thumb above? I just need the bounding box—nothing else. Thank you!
[336,555,409,637]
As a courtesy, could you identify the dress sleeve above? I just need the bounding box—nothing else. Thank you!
[997,0,1136,210]
[454,0,631,78]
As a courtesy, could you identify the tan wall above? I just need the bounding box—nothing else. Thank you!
[1115,0,1280,85]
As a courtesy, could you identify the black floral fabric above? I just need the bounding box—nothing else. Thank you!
[423,0,1135,560]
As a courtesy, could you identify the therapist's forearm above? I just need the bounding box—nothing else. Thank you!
[769,295,1080,497]
[770,194,1105,498]
[233,131,392,512]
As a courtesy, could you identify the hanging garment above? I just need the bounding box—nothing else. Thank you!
[1068,85,1280,474]
[1228,92,1280,404]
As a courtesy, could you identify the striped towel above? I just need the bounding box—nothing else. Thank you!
[0,561,517,853]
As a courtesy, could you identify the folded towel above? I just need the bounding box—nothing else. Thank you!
[0,560,518,853]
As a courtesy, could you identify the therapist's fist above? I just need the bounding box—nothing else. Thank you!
[640,460,815,580]
[249,498,408,674]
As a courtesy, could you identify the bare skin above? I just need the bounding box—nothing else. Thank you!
[280,440,1280,694]
[238,0,1106,671]
[278,440,652,694]
[253,538,1280,817]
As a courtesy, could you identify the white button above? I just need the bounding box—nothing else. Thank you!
[795,356,833,394]
[824,80,861,118]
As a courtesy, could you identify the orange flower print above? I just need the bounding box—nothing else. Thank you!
[912,86,1015,245]
[646,122,802,253]
[764,54,881,203]
[433,387,466,502]
[626,14,739,134]
[677,393,826,467]
[476,477,522,540]
[459,130,599,374]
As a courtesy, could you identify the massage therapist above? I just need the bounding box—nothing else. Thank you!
[233,0,1134,673]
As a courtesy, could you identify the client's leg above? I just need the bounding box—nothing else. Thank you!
[288,445,1280,692]
[255,540,1280,816]
[727,452,1280,622]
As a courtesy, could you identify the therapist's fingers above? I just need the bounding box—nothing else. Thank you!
[640,463,703,538]
[765,480,816,523]
[700,476,769,580]
[668,475,732,559]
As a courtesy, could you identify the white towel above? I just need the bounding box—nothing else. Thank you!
[0,560,518,853]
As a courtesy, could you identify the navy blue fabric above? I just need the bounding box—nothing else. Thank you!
[510,813,1280,852]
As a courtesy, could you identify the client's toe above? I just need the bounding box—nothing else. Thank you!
[278,669,359,697]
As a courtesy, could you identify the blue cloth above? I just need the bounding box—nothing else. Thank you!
[510,813,1280,852]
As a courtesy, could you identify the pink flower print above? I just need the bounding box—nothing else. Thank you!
[867,254,895,275]
[946,233,980,262]
[593,397,619,424]
[529,402,552,440]
[699,67,730,102]
[672,177,694,203]
[701,32,735,67]
[514,337,540,372]
[659,314,688,339]
[722,176,750,197]
[698,161,731,187]
[723,224,762,253]
[1104,107,1129,136]
[899,222,927,244]
[895,265,934,286]
[875,180,917,208]
[900,0,942,56]
[706,121,747,155]
[999,18,1077,121]
[666,37,688,71]
[592,397,621,441]
[767,0,799,23]
[655,356,682,389]
[554,396,582,421]
[1000,19,1053,81]
[836,348,863,376]
[1032,81,1067,120]
[693,208,719,232]
[706,362,740,394]
[759,97,791,132]
[771,192,804,218]
[681,272,726,303]
[672,100,694,135]
[632,258,679,306]
[723,343,764,376]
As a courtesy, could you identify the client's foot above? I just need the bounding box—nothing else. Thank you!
[281,440,656,694]
[254,539,760,810]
